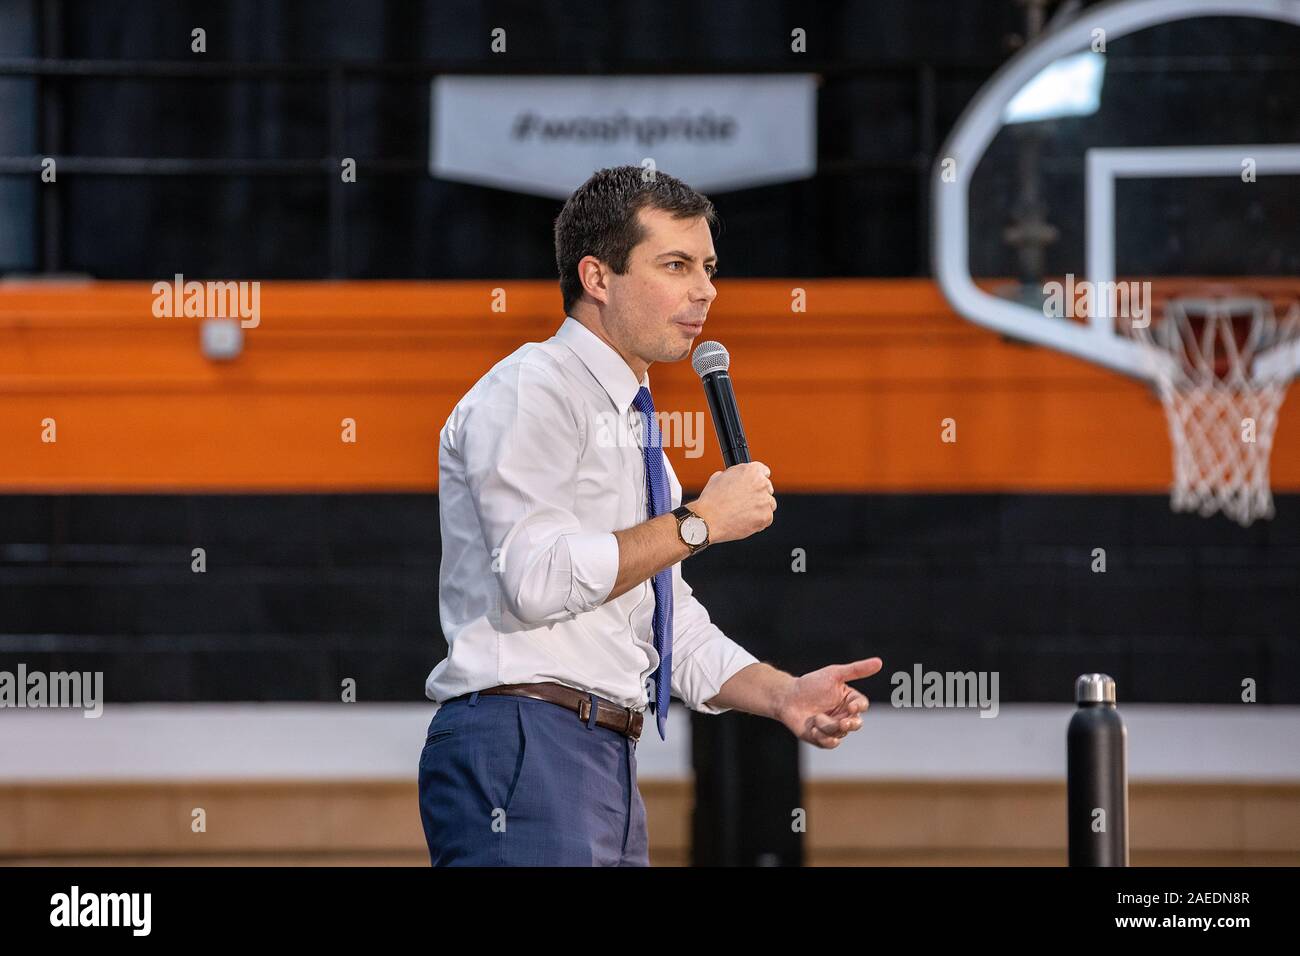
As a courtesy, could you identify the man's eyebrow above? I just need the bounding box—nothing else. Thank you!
[655,250,719,264]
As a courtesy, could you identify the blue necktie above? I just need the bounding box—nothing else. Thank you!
[632,385,673,741]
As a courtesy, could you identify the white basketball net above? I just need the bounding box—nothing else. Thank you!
[1131,296,1300,527]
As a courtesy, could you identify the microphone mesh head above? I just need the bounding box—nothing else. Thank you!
[691,340,730,378]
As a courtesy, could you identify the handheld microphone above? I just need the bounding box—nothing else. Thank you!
[691,341,750,467]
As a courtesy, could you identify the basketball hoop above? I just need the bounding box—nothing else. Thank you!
[1130,295,1300,527]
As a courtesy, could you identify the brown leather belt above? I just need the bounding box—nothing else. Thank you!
[454,681,644,741]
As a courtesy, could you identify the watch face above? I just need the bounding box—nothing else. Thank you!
[681,515,708,546]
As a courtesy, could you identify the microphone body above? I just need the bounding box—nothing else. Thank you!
[692,341,751,468]
[701,370,750,467]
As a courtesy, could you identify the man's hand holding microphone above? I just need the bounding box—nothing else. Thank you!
[685,461,776,545]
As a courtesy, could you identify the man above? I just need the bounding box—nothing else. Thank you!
[419,165,882,866]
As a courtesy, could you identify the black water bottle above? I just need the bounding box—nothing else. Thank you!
[1067,673,1129,866]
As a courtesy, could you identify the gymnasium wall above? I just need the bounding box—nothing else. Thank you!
[2,279,1297,704]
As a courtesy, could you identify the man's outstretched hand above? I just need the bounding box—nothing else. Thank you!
[776,657,883,749]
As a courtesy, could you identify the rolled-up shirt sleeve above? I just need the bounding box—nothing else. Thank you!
[669,567,761,714]
[456,360,619,626]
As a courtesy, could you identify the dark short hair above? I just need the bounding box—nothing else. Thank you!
[554,165,718,314]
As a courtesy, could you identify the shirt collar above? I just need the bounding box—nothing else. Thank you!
[555,316,649,417]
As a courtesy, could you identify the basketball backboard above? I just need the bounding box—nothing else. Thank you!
[933,0,1300,383]
[931,0,1300,524]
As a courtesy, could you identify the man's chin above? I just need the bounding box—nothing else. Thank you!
[676,324,707,351]
[665,340,693,362]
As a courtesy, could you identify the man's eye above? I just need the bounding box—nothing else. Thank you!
[665,260,717,277]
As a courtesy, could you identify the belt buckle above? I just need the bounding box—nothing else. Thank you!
[578,696,641,740]
[623,704,642,740]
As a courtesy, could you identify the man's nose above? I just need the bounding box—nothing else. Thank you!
[694,274,717,303]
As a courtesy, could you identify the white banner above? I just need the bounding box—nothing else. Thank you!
[430,74,817,198]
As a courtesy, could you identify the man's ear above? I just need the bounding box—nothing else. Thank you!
[578,255,610,306]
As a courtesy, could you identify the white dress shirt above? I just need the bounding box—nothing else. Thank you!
[425,316,760,720]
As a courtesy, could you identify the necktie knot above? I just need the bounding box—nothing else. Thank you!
[633,385,655,414]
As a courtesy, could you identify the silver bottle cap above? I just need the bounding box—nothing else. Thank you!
[1075,673,1116,704]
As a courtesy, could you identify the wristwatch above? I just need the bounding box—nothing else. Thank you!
[672,505,710,554]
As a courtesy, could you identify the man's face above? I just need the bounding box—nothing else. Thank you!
[598,206,718,369]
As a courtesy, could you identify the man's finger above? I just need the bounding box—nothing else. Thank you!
[819,717,861,737]
[812,713,859,738]
[806,724,844,749]
[828,690,870,717]
[837,657,883,682]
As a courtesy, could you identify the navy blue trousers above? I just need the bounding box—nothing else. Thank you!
[417,690,650,866]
